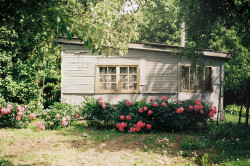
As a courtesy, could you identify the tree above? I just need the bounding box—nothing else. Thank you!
[0,0,142,105]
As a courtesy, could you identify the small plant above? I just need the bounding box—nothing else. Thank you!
[201,153,210,166]
[224,104,246,116]
[180,139,201,150]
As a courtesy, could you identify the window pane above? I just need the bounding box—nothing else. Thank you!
[108,75,116,82]
[129,75,137,82]
[120,83,128,90]
[129,67,137,74]
[99,83,107,90]
[120,67,128,74]
[190,70,196,90]
[129,83,137,90]
[205,67,212,90]
[120,75,128,82]
[197,67,203,90]
[99,67,107,74]
[181,66,189,90]
[110,83,116,90]
[99,75,107,82]
[108,67,116,74]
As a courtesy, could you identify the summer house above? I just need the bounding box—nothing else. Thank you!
[55,37,231,120]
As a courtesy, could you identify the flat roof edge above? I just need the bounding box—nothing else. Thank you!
[55,37,232,59]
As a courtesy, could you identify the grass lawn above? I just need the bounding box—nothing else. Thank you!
[0,113,249,166]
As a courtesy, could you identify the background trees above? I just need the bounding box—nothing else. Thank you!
[136,0,249,105]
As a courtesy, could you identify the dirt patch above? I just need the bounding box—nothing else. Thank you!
[6,138,54,157]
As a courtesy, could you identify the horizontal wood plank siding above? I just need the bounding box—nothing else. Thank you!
[145,53,178,93]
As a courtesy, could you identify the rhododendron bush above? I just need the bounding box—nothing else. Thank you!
[39,102,80,129]
[81,96,217,131]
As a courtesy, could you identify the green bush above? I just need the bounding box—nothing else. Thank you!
[180,139,201,150]
[224,104,246,117]
[39,102,80,129]
[81,96,216,132]
[0,98,32,128]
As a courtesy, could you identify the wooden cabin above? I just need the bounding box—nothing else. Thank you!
[56,37,231,119]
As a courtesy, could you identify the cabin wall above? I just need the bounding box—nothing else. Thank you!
[61,43,178,104]
[178,56,224,120]
[61,43,224,120]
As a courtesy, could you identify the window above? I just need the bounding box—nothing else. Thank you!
[180,65,213,92]
[96,65,140,93]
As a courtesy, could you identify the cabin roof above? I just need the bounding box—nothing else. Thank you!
[55,36,232,59]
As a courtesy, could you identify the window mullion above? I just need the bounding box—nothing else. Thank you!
[117,66,120,92]
[188,66,191,90]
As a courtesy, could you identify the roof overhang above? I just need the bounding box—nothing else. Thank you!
[55,37,232,59]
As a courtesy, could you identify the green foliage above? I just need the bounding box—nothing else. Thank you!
[224,104,246,117]
[201,153,210,166]
[0,100,31,128]
[0,0,142,107]
[180,139,201,150]
[81,97,215,132]
[137,0,180,45]
[39,102,80,129]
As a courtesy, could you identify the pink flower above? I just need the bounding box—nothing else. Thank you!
[179,102,182,105]
[99,96,103,100]
[136,127,141,132]
[189,106,193,111]
[194,105,199,111]
[6,108,10,113]
[209,106,213,110]
[195,99,200,104]
[111,104,116,109]
[130,127,136,133]
[116,123,121,128]
[126,100,131,106]
[144,106,148,111]
[0,114,1,118]
[36,121,41,126]
[40,125,45,130]
[120,115,125,120]
[209,112,214,117]
[66,115,71,121]
[162,102,167,107]
[75,113,79,119]
[116,122,127,131]
[119,128,124,132]
[1,108,7,114]
[126,115,131,120]
[62,117,66,122]
[149,98,154,102]
[24,105,27,109]
[148,110,153,116]
[104,110,107,112]
[200,110,204,114]
[176,107,184,114]
[29,113,35,119]
[98,100,104,105]
[62,121,68,126]
[8,104,12,110]
[56,113,60,118]
[102,104,106,109]
[17,105,22,111]
[16,116,20,120]
[139,108,143,113]
[212,109,217,114]
[17,111,22,116]
[162,96,167,101]
[146,124,151,129]
[153,102,158,107]
[136,121,145,128]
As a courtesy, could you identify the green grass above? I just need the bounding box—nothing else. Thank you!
[0,113,249,166]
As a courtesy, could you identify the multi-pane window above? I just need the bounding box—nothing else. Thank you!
[181,65,213,92]
[96,65,139,93]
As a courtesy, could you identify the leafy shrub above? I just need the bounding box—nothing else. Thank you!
[39,102,80,129]
[81,96,217,132]
[0,99,31,128]
[224,104,246,117]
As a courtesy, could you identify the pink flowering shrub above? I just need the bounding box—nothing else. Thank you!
[81,97,216,132]
[0,100,31,128]
[39,102,80,129]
